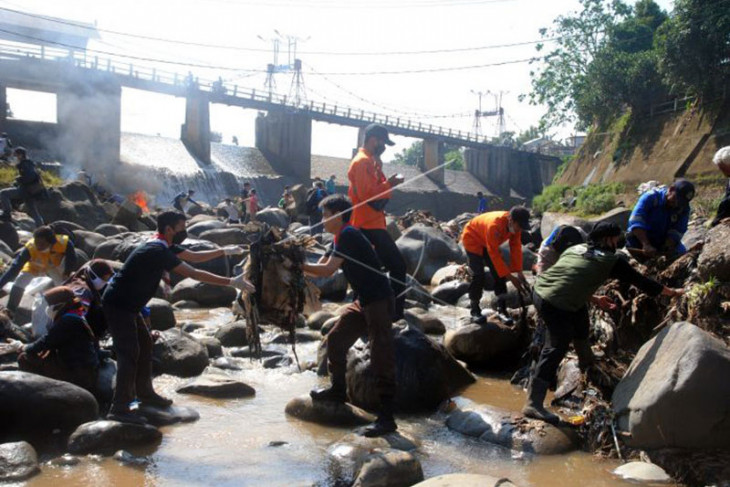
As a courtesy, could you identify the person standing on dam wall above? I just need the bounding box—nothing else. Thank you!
[348,123,407,319]
[626,179,694,259]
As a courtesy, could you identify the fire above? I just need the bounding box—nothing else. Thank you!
[130,191,150,214]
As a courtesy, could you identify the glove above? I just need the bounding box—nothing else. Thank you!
[229,274,255,293]
[223,245,244,256]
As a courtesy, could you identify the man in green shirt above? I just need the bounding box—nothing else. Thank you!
[523,222,684,424]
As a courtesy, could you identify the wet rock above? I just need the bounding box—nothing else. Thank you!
[311,270,348,301]
[612,322,730,449]
[67,420,161,454]
[285,395,375,426]
[404,309,446,335]
[147,298,176,331]
[396,225,466,285]
[446,405,578,455]
[211,356,243,371]
[171,278,238,308]
[214,320,249,347]
[263,355,293,369]
[444,318,523,367]
[48,454,80,467]
[256,208,290,229]
[269,330,321,344]
[697,223,730,281]
[152,330,209,377]
[0,371,98,440]
[413,474,518,487]
[136,404,200,427]
[196,336,223,358]
[352,450,423,487]
[187,219,226,237]
[113,450,149,467]
[0,441,39,481]
[174,300,201,309]
[93,224,128,237]
[199,228,248,246]
[431,280,469,305]
[430,264,464,287]
[612,462,671,483]
[177,373,256,399]
[229,345,286,359]
[346,324,475,413]
[307,311,335,331]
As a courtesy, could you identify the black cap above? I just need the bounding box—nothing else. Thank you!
[509,206,530,231]
[588,221,622,242]
[672,179,695,207]
[364,123,395,146]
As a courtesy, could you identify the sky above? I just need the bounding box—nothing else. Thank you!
[1,0,674,162]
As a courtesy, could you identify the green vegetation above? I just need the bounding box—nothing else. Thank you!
[0,167,64,189]
[525,0,730,131]
[392,140,466,171]
[687,277,718,311]
[532,182,625,216]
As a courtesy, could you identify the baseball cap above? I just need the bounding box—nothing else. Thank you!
[672,179,695,207]
[364,124,395,146]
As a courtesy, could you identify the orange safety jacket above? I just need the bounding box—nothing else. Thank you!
[347,148,392,230]
[460,211,522,278]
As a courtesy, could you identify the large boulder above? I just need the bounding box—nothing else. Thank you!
[682,220,708,250]
[444,317,524,367]
[446,405,578,455]
[430,264,466,287]
[0,222,20,251]
[403,308,446,335]
[147,298,176,331]
[431,281,469,306]
[0,441,39,481]
[152,330,209,377]
[352,450,424,487]
[93,224,128,237]
[311,270,348,302]
[396,225,465,285]
[36,182,109,230]
[697,223,730,281]
[0,371,98,440]
[71,230,107,257]
[255,208,290,229]
[214,320,248,347]
[285,395,375,426]
[612,322,730,449]
[67,420,161,454]
[346,324,475,413]
[540,208,631,239]
[199,228,247,246]
[187,219,226,237]
[177,372,255,399]
[499,244,537,272]
[171,278,237,308]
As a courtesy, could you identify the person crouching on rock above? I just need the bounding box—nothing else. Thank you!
[523,222,684,424]
[19,286,100,394]
[101,210,254,425]
[0,225,77,315]
[302,194,397,438]
[460,206,530,325]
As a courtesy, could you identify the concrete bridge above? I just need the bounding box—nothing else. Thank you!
[0,40,561,199]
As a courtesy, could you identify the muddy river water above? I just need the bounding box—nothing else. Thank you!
[14,307,647,487]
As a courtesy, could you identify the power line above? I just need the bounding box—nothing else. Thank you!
[0,5,556,56]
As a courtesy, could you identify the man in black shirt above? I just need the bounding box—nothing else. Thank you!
[102,211,254,424]
[712,146,730,227]
[303,194,397,437]
[0,147,45,226]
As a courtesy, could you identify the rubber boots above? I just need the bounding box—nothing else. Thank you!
[495,297,514,326]
[362,396,397,437]
[522,377,560,425]
[310,377,347,403]
[574,339,596,372]
[470,300,486,324]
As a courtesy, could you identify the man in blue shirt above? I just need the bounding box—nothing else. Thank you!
[477,191,488,213]
[326,175,337,195]
[627,179,695,258]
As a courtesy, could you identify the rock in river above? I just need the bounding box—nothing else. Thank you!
[152,330,209,377]
[0,441,39,481]
[285,395,375,427]
[177,373,256,399]
[67,420,161,454]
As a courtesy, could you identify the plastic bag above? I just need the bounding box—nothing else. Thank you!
[31,294,52,338]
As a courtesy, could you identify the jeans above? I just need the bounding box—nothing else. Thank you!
[466,249,507,306]
[361,229,407,319]
[0,186,44,227]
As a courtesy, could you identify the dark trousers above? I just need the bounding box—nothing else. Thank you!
[361,228,407,319]
[467,250,507,305]
[18,351,97,393]
[532,291,589,385]
[103,305,155,412]
[325,297,396,399]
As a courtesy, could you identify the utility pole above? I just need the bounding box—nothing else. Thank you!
[258,31,310,106]
[471,89,508,141]
[471,90,487,139]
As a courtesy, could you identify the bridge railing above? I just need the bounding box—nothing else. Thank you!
[0,40,489,145]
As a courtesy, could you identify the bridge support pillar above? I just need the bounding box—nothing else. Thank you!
[181,91,211,164]
[421,139,444,186]
[255,110,311,180]
[0,84,6,129]
[56,82,121,167]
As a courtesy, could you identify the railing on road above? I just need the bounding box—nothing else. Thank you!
[0,40,490,145]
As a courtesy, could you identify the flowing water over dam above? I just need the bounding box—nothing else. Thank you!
[14,307,647,487]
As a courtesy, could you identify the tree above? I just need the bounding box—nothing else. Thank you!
[392,140,465,171]
[655,0,730,99]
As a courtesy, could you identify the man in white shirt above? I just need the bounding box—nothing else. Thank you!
[222,198,240,224]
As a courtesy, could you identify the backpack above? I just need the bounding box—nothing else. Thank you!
[305,188,321,215]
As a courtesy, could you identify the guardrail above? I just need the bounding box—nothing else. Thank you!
[0,40,490,145]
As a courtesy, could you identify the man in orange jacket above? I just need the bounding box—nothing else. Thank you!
[460,206,530,324]
[348,124,407,319]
